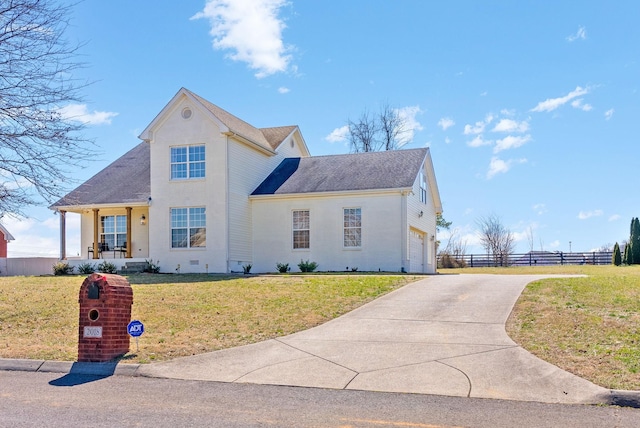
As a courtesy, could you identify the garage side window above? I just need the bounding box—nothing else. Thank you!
[343,208,361,248]
[420,171,428,204]
[171,207,206,248]
[292,210,310,249]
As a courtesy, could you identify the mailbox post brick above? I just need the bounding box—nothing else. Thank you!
[78,273,134,362]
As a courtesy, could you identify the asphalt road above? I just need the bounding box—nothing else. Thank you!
[1,371,639,427]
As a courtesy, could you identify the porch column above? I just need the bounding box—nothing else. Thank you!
[59,210,66,260]
[125,206,132,258]
[92,209,99,259]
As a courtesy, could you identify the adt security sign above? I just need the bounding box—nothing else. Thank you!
[127,320,144,337]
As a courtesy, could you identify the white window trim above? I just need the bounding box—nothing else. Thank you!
[343,207,362,249]
[170,144,206,181]
[170,207,207,249]
[292,209,310,250]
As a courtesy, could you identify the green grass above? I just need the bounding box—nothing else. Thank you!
[0,273,418,364]
[3,266,640,390]
[442,264,640,390]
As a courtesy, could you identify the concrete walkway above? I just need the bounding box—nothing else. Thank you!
[136,274,624,405]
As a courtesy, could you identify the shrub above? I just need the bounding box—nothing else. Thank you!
[242,264,252,274]
[97,260,117,274]
[276,263,290,273]
[613,242,622,266]
[298,259,318,273]
[77,262,96,274]
[53,262,74,276]
[143,259,161,273]
[438,253,467,269]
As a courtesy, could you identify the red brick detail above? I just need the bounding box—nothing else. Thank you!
[77,273,134,362]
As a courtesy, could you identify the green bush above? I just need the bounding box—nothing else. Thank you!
[242,264,252,274]
[97,260,117,274]
[143,259,160,273]
[77,262,96,274]
[276,263,290,273]
[297,259,318,273]
[52,262,74,276]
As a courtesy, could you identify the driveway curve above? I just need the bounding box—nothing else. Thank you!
[138,274,614,404]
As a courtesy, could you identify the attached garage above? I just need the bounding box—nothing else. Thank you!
[409,229,425,273]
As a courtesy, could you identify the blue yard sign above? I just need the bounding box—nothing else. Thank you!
[127,320,144,337]
[127,320,144,352]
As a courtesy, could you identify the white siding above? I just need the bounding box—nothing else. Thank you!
[227,131,307,271]
[252,192,405,273]
[406,163,438,273]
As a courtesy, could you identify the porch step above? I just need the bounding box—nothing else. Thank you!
[118,261,148,275]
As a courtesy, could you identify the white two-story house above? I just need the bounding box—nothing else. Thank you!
[51,88,442,274]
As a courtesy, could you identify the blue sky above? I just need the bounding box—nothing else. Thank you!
[7,0,639,257]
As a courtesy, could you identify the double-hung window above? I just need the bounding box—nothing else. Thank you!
[343,208,362,248]
[292,210,310,249]
[100,215,126,250]
[171,207,206,248]
[171,145,205,180]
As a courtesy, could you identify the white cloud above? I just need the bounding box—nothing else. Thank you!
[609,214,621,222]
[58,104,118,125]
[396,105,423,146]
[486,157,526,179]
[325,125,349,143]
[549,240,561,249]
[492,118,530,133]
[533,203,547,215]
[571,98,593,111]
[467,135,492,148]
[277,86,290,94]
[531,86,590,113]
[578,210,603,220]
[444,137,451,144]
[438,117,455,131]
[493,134,532,153]
[605,109,615,120]
[567,26,587,42]
[192,0,293,78]
[463,114,494,135]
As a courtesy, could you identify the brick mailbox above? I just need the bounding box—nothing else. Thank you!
[78,273,133,362]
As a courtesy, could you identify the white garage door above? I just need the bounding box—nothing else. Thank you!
[409,230,425,273]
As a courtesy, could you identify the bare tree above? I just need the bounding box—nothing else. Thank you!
[348,110,379,153]
[0,0,93,216]
[526,226,535,252]
[477,214,515,266]
[378,101,406,151]
[347,103,405,153]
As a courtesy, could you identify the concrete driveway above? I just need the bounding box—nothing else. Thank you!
[138,274,623,405]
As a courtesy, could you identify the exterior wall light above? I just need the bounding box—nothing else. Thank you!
[140,214,146,226]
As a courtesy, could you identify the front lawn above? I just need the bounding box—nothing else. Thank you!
[0,273,416,364]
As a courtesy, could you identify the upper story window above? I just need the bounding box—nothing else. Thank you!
[343,208,362,248]
[171,145,205,180]
[292,210,310,249]
[419,171,428,204]
[171,207,206,248]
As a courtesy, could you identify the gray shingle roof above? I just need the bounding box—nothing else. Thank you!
[50,142,150,208]
[185,89,295,151]
[252,148,428,195]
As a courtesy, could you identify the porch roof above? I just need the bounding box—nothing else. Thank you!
[50,142,150,210]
